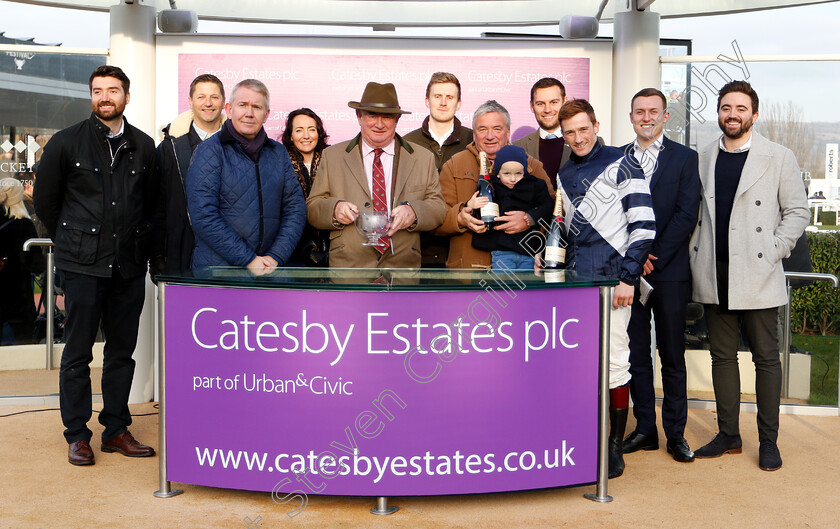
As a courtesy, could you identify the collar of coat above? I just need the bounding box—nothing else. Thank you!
[419,116,465,146]
[466,141,479,158]
[570,139,603,164]
[162,109,227,140]
[344,133,414,155]
[88,112,135,149]
[702,129,769,158]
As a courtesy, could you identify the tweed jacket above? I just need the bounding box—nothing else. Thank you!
[689,131,809,310]
[306,134,446,268]
[434,142,552,269]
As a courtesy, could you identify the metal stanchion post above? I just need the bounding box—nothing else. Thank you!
[23,238,55,370]
[781,282,792,399]
[781,272,839,402]
[370,496,398,515]
[154,283,183,499]
[585,286,613,503]
[44,246,55,370]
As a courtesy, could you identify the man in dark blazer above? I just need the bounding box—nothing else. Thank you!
[622,88,700,463]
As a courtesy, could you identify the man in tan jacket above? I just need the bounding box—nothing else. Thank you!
[307,82,445,268]
[435,100,553,269]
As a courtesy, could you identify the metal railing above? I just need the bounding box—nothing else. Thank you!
[22,238,55,370]
[781,271,839,399]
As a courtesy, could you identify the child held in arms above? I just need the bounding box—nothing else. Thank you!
[469,144,553,269]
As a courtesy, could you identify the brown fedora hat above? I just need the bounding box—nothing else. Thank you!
[348,82,410,114]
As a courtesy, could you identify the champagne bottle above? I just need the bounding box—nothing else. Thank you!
[543,191,567,269]
[475,151,499,225]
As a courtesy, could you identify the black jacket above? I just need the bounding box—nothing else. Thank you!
[404,116,473,173]
[153,120,201,275]
[471,174,554,254]
[404,116,473,266]
[0,214,44,323]
[34,113,157,278]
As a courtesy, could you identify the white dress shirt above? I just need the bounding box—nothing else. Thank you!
[105,118,125,139]
[193,122,221,142]
[429,124,454,147]
[632,133,665,181]
[539,127,562,140]
[718,132,752,153]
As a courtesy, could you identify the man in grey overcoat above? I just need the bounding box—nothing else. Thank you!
[689,80,809,471]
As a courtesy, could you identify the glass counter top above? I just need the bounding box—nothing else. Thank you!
[157,267,617,291]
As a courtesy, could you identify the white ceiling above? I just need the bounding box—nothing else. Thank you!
[7,0,838,26]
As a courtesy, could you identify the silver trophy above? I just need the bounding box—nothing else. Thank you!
[355,210,391,246]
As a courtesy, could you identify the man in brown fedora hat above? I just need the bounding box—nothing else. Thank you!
[307,82,446,268]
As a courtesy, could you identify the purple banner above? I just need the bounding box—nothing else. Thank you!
[164,284,599,496]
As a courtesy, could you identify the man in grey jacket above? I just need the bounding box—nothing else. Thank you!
[689,80,809,471]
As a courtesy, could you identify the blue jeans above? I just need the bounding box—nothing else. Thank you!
[491,250,534,270]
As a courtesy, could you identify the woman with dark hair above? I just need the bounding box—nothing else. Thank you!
[282,108,330,266]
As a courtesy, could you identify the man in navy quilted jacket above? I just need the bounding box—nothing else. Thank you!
[186,79,306,272]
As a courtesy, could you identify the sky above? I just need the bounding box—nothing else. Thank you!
[1,0,839,121]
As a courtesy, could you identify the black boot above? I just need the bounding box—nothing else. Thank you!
[608,408,628,479]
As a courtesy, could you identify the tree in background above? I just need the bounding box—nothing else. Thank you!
[757,101,822,179]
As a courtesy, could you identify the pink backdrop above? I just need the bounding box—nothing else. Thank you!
[179,54,590,144]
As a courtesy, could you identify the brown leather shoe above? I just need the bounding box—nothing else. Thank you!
[101,430,156,457]
[68,440,95,466]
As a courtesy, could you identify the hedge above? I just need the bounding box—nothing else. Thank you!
[790,231,840,335]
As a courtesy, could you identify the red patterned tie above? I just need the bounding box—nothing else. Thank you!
[372,148,391,253]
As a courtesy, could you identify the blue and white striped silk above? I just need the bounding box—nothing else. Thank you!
[557,142,656,285]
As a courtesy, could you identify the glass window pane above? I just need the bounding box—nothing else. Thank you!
[1,52,106,399]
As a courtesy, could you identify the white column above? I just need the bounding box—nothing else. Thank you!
[109,2,158,404]
[109,2,156,136]
[610,9,660,146]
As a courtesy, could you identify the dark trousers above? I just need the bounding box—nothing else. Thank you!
[628,280,689,440]
[59,269,145,444]
[704,261,782,443]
